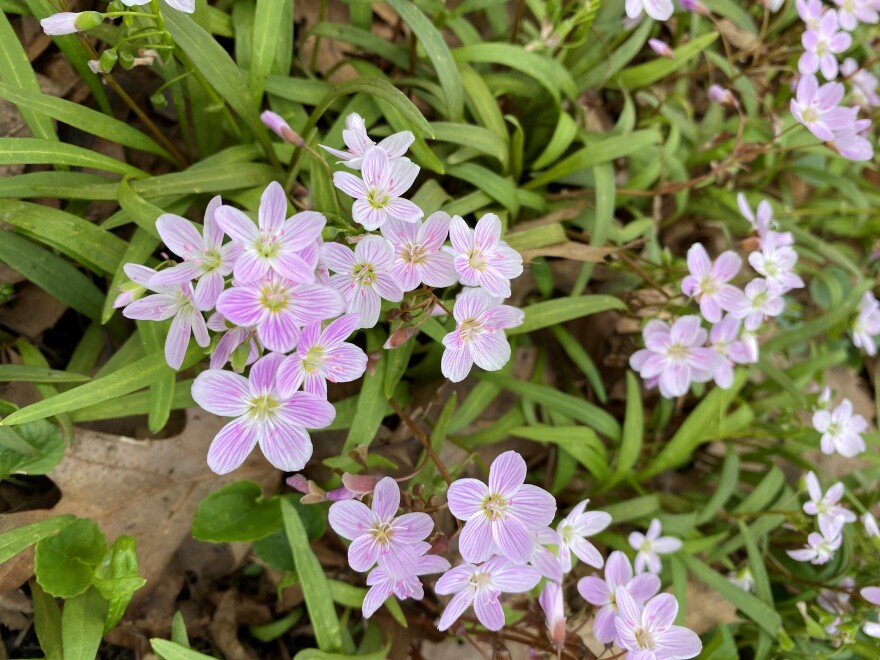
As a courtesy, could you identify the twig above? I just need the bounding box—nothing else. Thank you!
[389,398,453,485]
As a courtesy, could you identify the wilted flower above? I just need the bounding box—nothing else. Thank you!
[707,84,737,106]
[629,519,682,574]
[614,589,702,660]
[812,399,867,457]
[629,317,717,398]
[206,312,259,371]
[113,263,156,309]
[320,112,414,169]
[449,213,523,298]
[261,111,304,146]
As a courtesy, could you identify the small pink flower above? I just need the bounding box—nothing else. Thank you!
[832,119,875,161]
[206,312,259,371]
[842,58,880,108]
[731,278,784,330]
[802,471,857,528]
[449,214,523,298]
[380,212,458,292]
[812,399,868,457]
[556,499,612,572]
[216,182,325,284]
[787,516,844,564]
[333,147,422,230]
[323,235,404,329]
[121,276,209,370]
[833,0,879,30]
[680,0,710,16]
[748,233,804,295]
[151,196,241,309]
[578,551,661,645]
[320,112,414,170]
[113,263,156,309]
[216,272,345,353]
[191,353,336,473]
[529,527,564,582]
[736,194,794,247]
[435,556,541,632]
[614,589,702,660]
[441,288,524,383]
[708,315,755,388]
[40,11,100,35]
[328,477,435,577]
[538,581,567,650]
[629,316,717,398]
[861,587,880,638]
[276,313,367,399]
[791,75,857,141]
[681,243,744,322]
[799,10,851,80]
[628,519,682,574]
[648,38,674,58]
[625,0,674,21]
[797,0,826,29]
[363,542,450,618]
[863,511,880,538]
[261,111,303,146]
[447,450,556,564]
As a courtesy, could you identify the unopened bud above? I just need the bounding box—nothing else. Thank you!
[261,110,306,147]
[383,325,417,349]
[118,50,136,70]
[40,12,96,36]
[708,84,737,107]
[648,38,674,58]
[99,49,118,73]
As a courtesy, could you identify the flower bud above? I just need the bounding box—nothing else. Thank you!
[118,50,136,70]
[41,11,100,36]
[99,49,118,73]
[341,472,381,496]
[75,11,104,30]
[708,84,737,107]
[383,325,417,349]
[648,38,674,58]
[260,110,305,147]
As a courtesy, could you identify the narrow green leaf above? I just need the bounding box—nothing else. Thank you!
[550,325,607,403]
[61,587,108,660]
[508,295,626,335]
[532,112,577,171]
[610,33,719,89]
[510,425,608,481]
[310,22,409,70]
[344,338,388,451]
[384,337,414,400]
[281,498,344,652]
[250,0,291,103]
[607,372,643,485]
[446,162,519,215]
[294,645,390,660]
[117,179,163,238]
[697,450,739,524]
[103,227,160,323]
[151,639,215,660]
[0,365,88,384]
[430,121,508,168]
[733,466,785,515]
[458,62,507,140]
[0,517,75,565]
[31,579,63,660]
[171,612,191,648]
[0,138,145,177]
[139,322,175,433]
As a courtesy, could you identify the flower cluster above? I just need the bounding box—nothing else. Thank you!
[630,193,803,397]
[788,471,854,565]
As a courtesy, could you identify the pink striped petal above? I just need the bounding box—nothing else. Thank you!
[474,592,505,631]
[391,512,433,543]
[489,451,526,497]
[258,182,288,232]
[322,243,357,273]
[258,310,300,352]
[192,369,251,416]
[441,346,473,382]
[328,499,375,540]
[216,206,258,243]
[348,534,380,572]
[324,343,367,383]
[458,514,495,563]
[333,171,368,199]
[511,484,556,528]
[259,418,312,471]
[493,515,532,563]
[207,418,259,475]
[419,252,457,288]
[280,393,336,429]
[437,589,472,631]
[447,478,489,520]
[371,477,400,521]
[448,215,472,253]
[474,213,502,250]
[275,355,305,398]
[156,214,203,259]
[166,313,192,369]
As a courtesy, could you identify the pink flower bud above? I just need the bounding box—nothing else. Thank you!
[680,0,710,15]
[341,472,381,496]
[383,325,418,349]
[261,110,305,147]
[708,84,737,106]
[648,38,674,58]
[41,11,101,36]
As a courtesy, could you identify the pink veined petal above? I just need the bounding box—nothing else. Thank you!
[646,519,662,540]
[234,249,270,283]
[215,206,259,243]
[441,345,474,382]
[356,235,394,269]
[247,352,285,394]
[194,270,224,310]
[654,626,702,658]
[861,587,880,606]
[659,363,691,398]
[570,538,604,568]
[156,214,204,259]
[373,274,405,303]
[481,304,524,331]
[669,315,704,346]
[470,332,511,372]
[202,195,224,247]
[258,309,301,353]
[386,157,420,197]
[488,450,527,497]
[644,0,674,19]
[371,477,401,521]
[124,263,158,287]
[592,606,618,644]
[380,217,418,247]
[474,592,505,631]
[490,560,541,593]
[384,197,423,223]
[605,551,634,589]
[435,564,476,594]
[437,589,473,631]
[259,181,288,232]
[348,534,381,572]
[191,369,251,416]
[686,243,711,278]
[362,583,390,619]
[419,252,458,288]
[377,131,414,158]
[259,419,313,472]
[192,309,210,348]
[288,284,346,326]
[458,514,496,563]
[333,171,368,199]
[280,392,336,429]
[273,251,317,285]
[281,211,326,251]
[711,251,742,282]
[448,215,473,253]
[207,418,260,474]
[474,266,512,299]
[296,321,322,353]
[123,293,179,321]
[714,285,747,313]
[328,499,376,540]
[391,263,421,293]
[163,0,195,11]
[799,51,819,75]
[628,573,662,601]
[474,213,502,251]
[510,484,556,528]
[302,372,328,399]
[418,211,452,250]
[614,587,643,630]
[391,512,434,543]
[378,543,418,580]
[643,592,678,630]
[575,510,613,536]
[453,256,480,287]
[323,343,368,383]
[343,286,378,329]
[362,147,390,189]
[492,515,533,564]
[577,576,611,606]
[165,312,192,369]
[417,554,451,576]
[453,288,491,322]
[700,296,723,324]
[447,478,489,520]
[351,200,385,231]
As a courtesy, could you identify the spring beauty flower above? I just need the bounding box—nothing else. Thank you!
[435,556,541,632]
[797,0,826,29]
[539,581,567,650]
[151,197,240,309]
[529,527,564,581]
[812,399,867,457]
[787,516,844,564]
[614,589,702,660]
[629,519,682,574]
[216,182,325,285]
[191,353,335,474]
[625,0,674,21]
[379,212,458,292]
[707,84,737,106]
[629,317,717,398]
[275,313,367,399]
[577,551,661,645]
[736,194,794,247]
[863,511,880,538]
[648,39,674,58]
[681,243,744,322]
[323,235,404,329]
[121,277,209,370]
[791,75,856,141]
[708,315,755,388]
[853,292,880,355]
[861,587,880,638]
[731,278,784,330]
[333,147,422,230]
[748,233,804,295]
[728,567,755,593]
[841,59,880,108]
[556,499,612,572]
[320,112,414,169]
[440,288,524,383]
[447,450,556,564]
[833,0,879,30]
[362,542,450,618]
[803,471,857,527]
[449,213,523,298]
[113,263,156,309]
[799,10,852,80]
[832,119,875,161]
[216,271,345,353]
[328,477,434,577]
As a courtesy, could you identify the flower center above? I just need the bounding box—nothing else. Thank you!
[303,345,326,373]
[634,627,656,650]
[367,188,389,210]
[259,281,290,313]
[666,342,688,362]
[815,40,828,57]
[353,262,376,287]
[370,521,394,546]
[752,291,768,309]
[255,231,280,259]
[640,539,653,553]
[481,493,509,521]
[201,248,223,273]
[801,106,819,124]
[459,318,486,344]
[560,522,575,545]
[248,393,279,422]
[467,249,487,271]
[401,243,427,266]
[700,276,717,296]
[469,571,492,591]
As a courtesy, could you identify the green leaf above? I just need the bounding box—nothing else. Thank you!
[103,228,160,324]
[139,322,175,434]
[293,645,391,660]
[0,365,89,384]
[733,466,785,515]
[504,223,567,252]
[446,162,519,215]
[61,587,108,660]
[697,450,739,524]
[93,535,146,632]
[117,179,163,239]
[386,0,464,121]
[0,138,145,177]
[679,554,781,636]
[509,425,608,481]
[532,112,578,171]
[0,516,74,564]
[344,338,388,451]
[607,372,643,486]
[0,82,170,159]
[458,62,507,140]
[171,612,191,648]
[384,337,414,400]
[151,640,215,660]
[550,326,607,403]
[610,33,719,89]
[31,579,63,660]
[193,480,281,543]
[508,295,626,335]
[249,0,292,103]
[430,122,508,168]
[281,498,344,652]
[0,417,64,479]
[35,519,108,599]
[309,23,409,70]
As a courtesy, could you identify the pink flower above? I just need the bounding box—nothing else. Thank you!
[791,75,856,141]
[276,313,367,399]
[362,542,450,618]
[833,0,879,30]
[615,589,702,660]
[629,519,682,574]
[736,194,794,247]
[261,111,303,146]
[748,233,804,294]
[320,112,414,170]
[328,477,434,577]
[708,315,755,388]
[529,527,564,582]
[440,288,524,383]
[121,276,209,370]
[150,197,241,309]
[323,235,404,329]
[680,0,709,16]
[812,399,868,457]
[681,243,744,322]
[113,263,156,309]
[818,577,854,614]
[863,511,880,538]
[379,212,458,292]
[629,317,717,398]
[842,58,880,107]
[447,450,556,564]
[802,471,857,528]
[538,581,567,650]
[861,587,880,638]
[449,214,523,298]
[556,499,612,572]
[799,10,851,80]
[648,38,674,58]
[577,551,661,645]
[707,84,736,106]
[435,556,541,632]
[731,278,784,330]
[625,0,674,21]
[216,272,345,353]
[40,11,101,35]
[797,0,826,29]
[787,516,844,564]
[216,182,325,284]
[206,312,259,371]
[333,147,422,230]
[191,353,336,474]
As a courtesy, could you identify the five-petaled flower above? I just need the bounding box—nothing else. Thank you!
[449,213,523,298]
[681,243,744,323]
[362,542,450,618]
[812,399,868,457]
[380,212,458,292]
[614,588,703,660]
[803,471,857,527]
[787,516,844,564]
[628,519,682,574]
[556,499,612,573]
[320,112,414,169]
